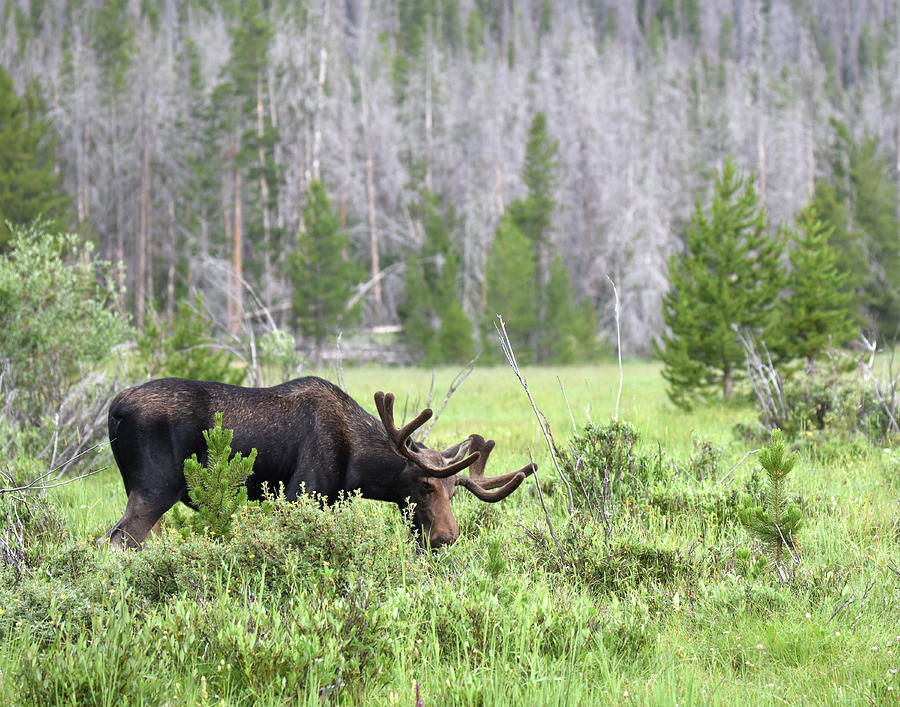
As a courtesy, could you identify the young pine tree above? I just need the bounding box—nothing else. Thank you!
[775,203,858,363]
[506,111,561,362]
[655,158,785,407]
[181,412,257,539]
[739,429,802,576]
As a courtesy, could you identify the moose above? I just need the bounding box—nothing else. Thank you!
[103,376,536,549]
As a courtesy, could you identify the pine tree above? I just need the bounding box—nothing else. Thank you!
[400,192,474,365]
[539,255,597,363]
[289,181,360,354]
[484,213,537,363]
[774,203,858,363]
[181,412,256,540]
[827,122,900,337]
[505,111,564,362]
[0,67,69,250]
[739,429,802,577]
[809,180,866,301]
[655,158,785,407]
[849,136,900,336]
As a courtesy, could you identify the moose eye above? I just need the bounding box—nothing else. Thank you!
[418,481,433,495]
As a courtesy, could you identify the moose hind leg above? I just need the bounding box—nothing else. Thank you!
[103,491,170,549]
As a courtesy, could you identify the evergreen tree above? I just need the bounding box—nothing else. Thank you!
[400,192,474,365]
[656,158,785,407]
[828,122,900,337]
[0,67,69,250]
[289,181,360,353]
[505,111,567,362]
[739,429,802,576]
[849,136,900,336]
[809,179,866,301]
[484,214,537,363]
[180,412,256,540]
[774,203,858,362]
[508,111,559,260]
[539,255,597,363]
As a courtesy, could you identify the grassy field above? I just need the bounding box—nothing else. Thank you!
[1,362,898,705]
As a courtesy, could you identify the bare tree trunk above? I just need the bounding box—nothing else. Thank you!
[360,77,381,316]
[137,104,150,328]
[78,125,90,227]
[166,198,176,326]
[757,117,767,207]
[311,1,329,183]
[424,18,434,192]
[223,170,234,327]
[232,168,243,335]
[257,69,272,307]
[112,106,126,303]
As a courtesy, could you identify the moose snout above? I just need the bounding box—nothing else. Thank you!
[428,527,459,549]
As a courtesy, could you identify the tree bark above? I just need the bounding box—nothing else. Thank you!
[137,102,150,328]
[360,77,381,316]
[232,168,243,335]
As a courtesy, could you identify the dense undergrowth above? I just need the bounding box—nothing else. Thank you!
[1,364,899,705]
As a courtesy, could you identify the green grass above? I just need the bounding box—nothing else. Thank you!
[2,362,899,705]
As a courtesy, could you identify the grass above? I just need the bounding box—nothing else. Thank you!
[1,362,899,705]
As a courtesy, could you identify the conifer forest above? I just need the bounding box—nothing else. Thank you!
[3,0,900,358]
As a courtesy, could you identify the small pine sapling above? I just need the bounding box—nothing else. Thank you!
[739,429,802,578]
[181,412,257,539]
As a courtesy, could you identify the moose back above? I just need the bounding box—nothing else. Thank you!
[103,376,535,549]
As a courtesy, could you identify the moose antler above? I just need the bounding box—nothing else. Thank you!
[453,434,537,502]
[374,391,480,478]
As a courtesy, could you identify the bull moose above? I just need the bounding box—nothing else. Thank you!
[103,376,536,549]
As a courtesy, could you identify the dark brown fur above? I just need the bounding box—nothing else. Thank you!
[103,376,534,549]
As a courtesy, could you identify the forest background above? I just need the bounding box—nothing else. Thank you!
[2,0,900,362]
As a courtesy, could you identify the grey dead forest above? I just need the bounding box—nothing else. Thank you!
[1,0,898,354]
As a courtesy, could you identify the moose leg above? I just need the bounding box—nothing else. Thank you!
[102,492,165,549]
[103,464,188,550]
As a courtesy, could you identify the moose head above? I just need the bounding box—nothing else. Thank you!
[373,391,535,547]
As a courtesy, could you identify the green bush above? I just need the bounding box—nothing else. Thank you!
[740,350,891,449]
[559,419,670,506]
[0,224,130,424]
[136,292,245,385]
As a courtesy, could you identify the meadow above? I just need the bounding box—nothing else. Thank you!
[1,361,898,705]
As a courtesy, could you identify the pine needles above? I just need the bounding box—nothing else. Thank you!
[739,429,802,581]
[180,412,257,540]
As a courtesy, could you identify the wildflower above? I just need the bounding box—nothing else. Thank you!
[757,644,764,651]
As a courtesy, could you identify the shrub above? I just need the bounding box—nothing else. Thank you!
[136,292,245,385]
[559,419,670,508]
[739,342,891,447]
[0,224,130,425]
